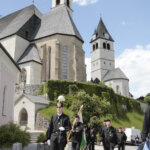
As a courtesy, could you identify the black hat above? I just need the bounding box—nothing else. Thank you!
[105,119,111,122]
[75,115,80,119]
[57,102,63,108]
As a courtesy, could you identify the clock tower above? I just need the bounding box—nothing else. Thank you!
[91,18,115,81]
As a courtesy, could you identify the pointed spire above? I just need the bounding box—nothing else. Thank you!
[91,17,114,42]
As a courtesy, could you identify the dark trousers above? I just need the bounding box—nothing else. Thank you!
[103,143,115,150]
[72,142,80,150]
[89,142,95,150]
[118,143,125,150]
[104,146,115,150]
[50,138,66,150]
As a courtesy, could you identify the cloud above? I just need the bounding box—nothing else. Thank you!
[73,0,98,6]
[85,57,91,81]
[116,45,150,98]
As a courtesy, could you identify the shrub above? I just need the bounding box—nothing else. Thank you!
[37,133,45,143]
[0,123,30,148]
[144,95,150,104]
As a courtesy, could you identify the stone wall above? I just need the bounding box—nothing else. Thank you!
[15,84,42,95]
[35,112,49,130]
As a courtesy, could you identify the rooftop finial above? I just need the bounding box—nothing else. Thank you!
[32,0,35,5]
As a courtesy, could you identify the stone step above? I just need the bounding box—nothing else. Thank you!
[27,130,44,144]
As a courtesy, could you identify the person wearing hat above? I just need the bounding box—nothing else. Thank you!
[45,102,71,150]
[100,119,117,150]
[68,115,83,150]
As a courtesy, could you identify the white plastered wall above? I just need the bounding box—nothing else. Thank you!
[105,79,129,97]
[1,35,29,62]
[14,97,35,130]
[19,62,41,85]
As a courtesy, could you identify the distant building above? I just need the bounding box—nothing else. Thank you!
[0,44,20,126]
[0,0,86,86]
[91,18,129,97]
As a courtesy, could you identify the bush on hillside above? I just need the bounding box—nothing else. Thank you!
[0,123,30,148]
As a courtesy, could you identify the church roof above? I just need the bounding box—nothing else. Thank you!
[0,5,83,42]
[102,68,129,82]
[0,43,20,71]
[33,6,83,42]
[0,5,42,39]
[24,94,49,105]
[17,44,41,64]
[91,18,114,42]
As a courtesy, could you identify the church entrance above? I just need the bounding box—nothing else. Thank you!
[19,108,28,126]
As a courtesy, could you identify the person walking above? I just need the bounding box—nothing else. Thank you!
[141,104,150,142]
[89,128,97,150]
[100,119,117,150]
[99,120,108,150]
[69,115,83,150]
[84,125,91,150]
[116,127,127,150]
[45,102,71,150]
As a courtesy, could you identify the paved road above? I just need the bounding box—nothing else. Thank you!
[95,145,138,150]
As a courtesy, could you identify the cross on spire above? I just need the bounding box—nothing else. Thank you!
[100,13,102,19]
[32,0,34,5]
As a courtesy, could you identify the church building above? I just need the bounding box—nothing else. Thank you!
[0,0,86,85]
[91,18,129,97]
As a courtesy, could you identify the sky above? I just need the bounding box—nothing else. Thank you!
[0,0,150,98]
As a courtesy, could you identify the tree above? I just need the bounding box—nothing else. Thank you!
[144,93,150,104]
[70,91,110,124]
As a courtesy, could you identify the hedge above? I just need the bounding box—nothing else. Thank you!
[41,80,142,114]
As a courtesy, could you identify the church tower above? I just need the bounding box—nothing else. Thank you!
[52,0,73,16]
[91,18,115,81]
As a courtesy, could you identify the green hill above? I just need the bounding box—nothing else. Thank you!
[101,111,144,131]
[38,105,144,131]
[38,80,144,131]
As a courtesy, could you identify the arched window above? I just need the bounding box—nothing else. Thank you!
[56,0,60,5]
[96,43,98,49]
[62,46,68,80]
[107,43,110,50]
[116,85,120,94]
[20,68,27,83]
[103,42,106,49]
[67,0,70,7]
[19,108,28,126]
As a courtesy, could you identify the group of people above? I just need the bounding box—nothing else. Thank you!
[99,120,127,150]
[44,101,128,150]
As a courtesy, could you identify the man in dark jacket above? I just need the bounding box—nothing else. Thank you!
[45,102,71,150]
[116,127,127,150]
[69,115,83,150]
[100,119,117,150]
[141,105,150,141]
[89,128,97,150]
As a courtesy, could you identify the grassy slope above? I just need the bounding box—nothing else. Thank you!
[39,106,144,131]
[101,112,144,131]
[38,106,74,122]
